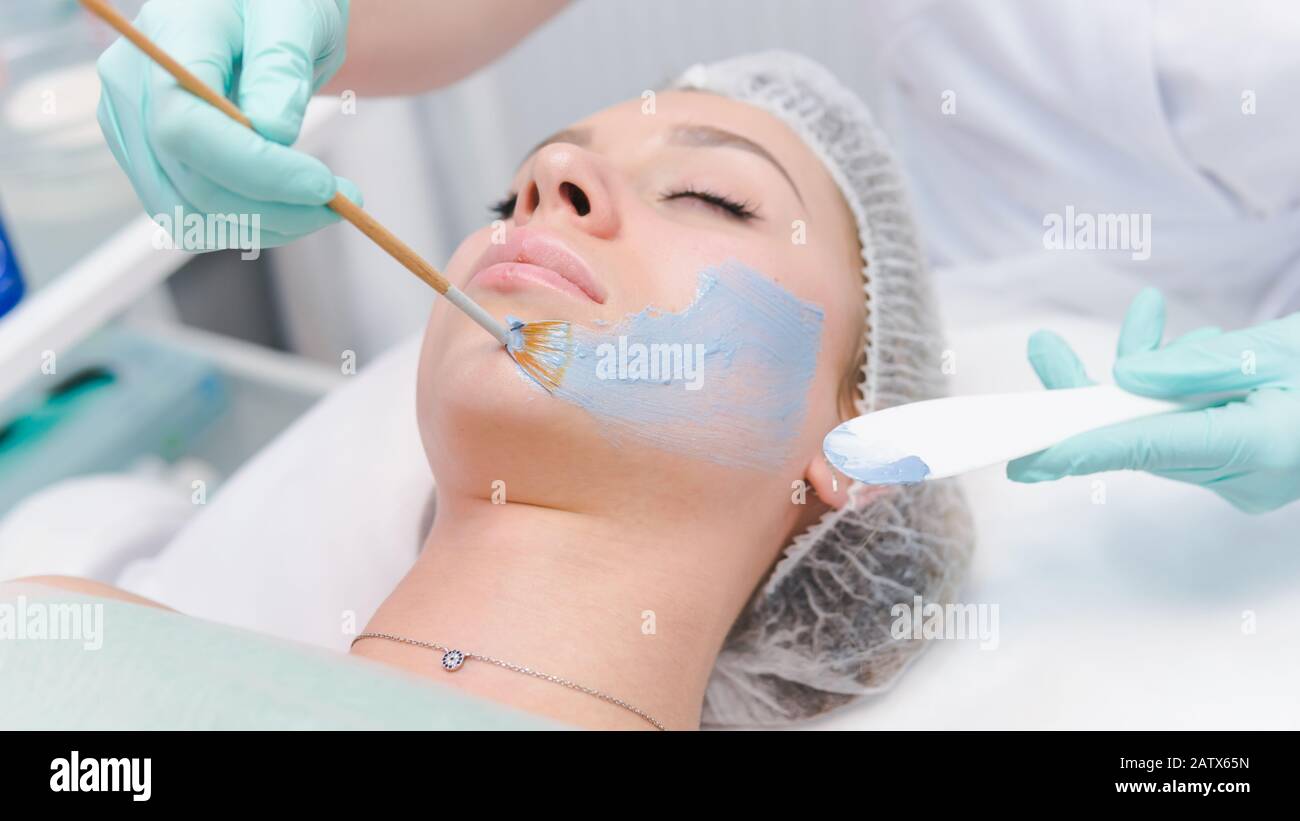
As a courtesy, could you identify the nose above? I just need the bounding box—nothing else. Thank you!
[513,143,621,238]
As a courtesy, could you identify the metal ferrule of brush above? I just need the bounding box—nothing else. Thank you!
[442,286,511,347]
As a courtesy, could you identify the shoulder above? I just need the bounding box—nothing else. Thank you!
[11,575,173,611]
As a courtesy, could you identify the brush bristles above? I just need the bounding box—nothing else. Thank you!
[507,320,573,392]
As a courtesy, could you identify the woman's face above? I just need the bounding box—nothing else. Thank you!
[417,89,863,531]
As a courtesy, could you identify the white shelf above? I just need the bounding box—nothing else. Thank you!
[0,216,187,400]
[0,97,341,403]
[131,319,344,398]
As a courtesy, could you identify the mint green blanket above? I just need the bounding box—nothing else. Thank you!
[0,582,564,730]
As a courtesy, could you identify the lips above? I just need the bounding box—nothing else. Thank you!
[467,227,606,304]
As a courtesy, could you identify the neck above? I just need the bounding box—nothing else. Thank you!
[352,492,772,730]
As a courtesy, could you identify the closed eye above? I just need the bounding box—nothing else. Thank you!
[489,187,759,222]
[660,187,759,221]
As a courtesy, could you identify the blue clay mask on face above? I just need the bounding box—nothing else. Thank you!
[512,260,824,469]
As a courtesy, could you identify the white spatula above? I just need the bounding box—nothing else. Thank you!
[822,384,1223,484]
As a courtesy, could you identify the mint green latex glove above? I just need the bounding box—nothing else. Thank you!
[96,0,360,248]
[1007,288,1300,514]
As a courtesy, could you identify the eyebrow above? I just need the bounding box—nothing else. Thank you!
[666,124,803,204]
[523,123,804,204]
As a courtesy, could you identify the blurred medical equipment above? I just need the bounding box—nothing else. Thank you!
[0,202,25,317]
[0,327,227,518]
[0,323,343,582]
[0,0,140,287]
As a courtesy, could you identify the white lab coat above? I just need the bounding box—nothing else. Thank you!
[860,0,1300,330]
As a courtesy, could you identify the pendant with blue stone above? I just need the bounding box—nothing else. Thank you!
[441,649,465,671]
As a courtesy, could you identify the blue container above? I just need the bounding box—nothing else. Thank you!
[0,207,25,318]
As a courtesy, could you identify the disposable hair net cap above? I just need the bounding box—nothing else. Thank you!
[671,51,975,727]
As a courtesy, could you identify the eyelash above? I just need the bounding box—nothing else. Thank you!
[490,194,518,220]
[487,188,759,222]
[660,187,758,221]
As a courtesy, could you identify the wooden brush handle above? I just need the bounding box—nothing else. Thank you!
[80,0,453,296]
[81,0,253,128]
[325,193,451,293]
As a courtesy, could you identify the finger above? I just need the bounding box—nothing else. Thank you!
[1026,330,1094,389]
[237,0,321,144]
[147,174,360,251]
[162,166,358,236]
[140,3,338,207]
[132,12,336,208]
[142,0,242,116]
[1115,287,1165,357]
[150,96,340,205]
[133,1,254,208]
[334,176,363,208]
[1006,404,1245,481]
[1115,314,1300,396]
[95,38,143,174]
[1170,326,1222,347]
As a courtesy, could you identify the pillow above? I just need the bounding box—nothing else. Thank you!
[0,474,195,582]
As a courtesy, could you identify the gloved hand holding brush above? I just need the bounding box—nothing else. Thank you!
[95,0,360,247]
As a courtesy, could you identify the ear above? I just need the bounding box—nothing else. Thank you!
[804,454,851,509]
[805,455,893,511]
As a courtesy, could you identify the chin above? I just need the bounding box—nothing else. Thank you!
[414,302,603,507]
[413,298,794,514]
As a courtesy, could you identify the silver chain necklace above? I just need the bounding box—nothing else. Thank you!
[351,631,667,731]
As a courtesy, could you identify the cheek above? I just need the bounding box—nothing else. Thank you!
[542,260,824,471]
[640,221,813,325]
[627,223,788,313]
[802,297,866,464]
